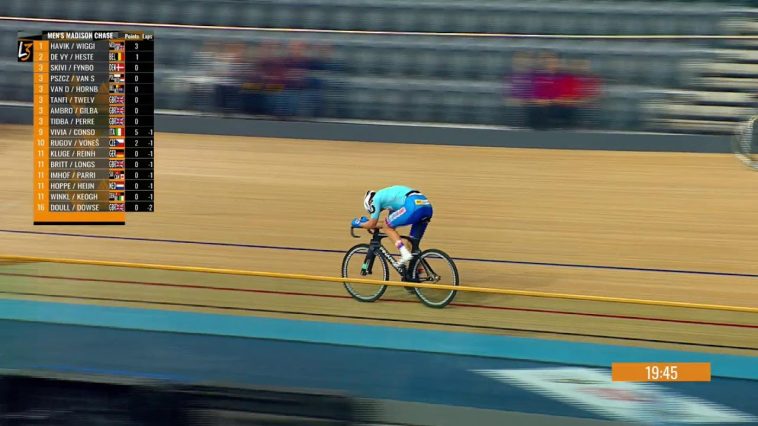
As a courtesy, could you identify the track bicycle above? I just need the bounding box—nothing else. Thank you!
[733,114,758,170]
[341,221,459,308]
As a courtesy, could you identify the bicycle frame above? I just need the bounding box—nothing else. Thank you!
[350,227,440,283]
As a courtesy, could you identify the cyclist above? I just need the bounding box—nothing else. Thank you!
[351,185,433,266]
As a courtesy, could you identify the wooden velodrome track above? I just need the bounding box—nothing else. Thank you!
[0,124,756,355]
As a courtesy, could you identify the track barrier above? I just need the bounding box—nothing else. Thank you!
[1,254,756,314]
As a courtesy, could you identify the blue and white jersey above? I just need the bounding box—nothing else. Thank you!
[368,185,414,220]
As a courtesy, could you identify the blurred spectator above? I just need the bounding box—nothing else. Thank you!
[506,51,601,130]
[276,41,311,118]
[185,41,222,111]
[572,59,602,126]
[553,59,581,128]
[237,45,257,114]
[302,43,333,118]
[554,59,603,128]
[270,41,341,119]
[530,50,561,130]
[505,51,535,126]
[239,42,273,115]
[204,39,343,120]
[213,43,247,113]
[310,43,345,118]
[256,41,287,115]
[189,40,219,76]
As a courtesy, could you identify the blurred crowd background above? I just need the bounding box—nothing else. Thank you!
[1,0,757,133]
[187,40,342,118]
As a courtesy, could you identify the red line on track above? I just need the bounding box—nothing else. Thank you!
[1,272,755,329]
[0,272,357,301]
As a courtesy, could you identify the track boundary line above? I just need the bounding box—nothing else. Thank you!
[1,271,754,329]
[2,254,756,313]
[2,229,757,279]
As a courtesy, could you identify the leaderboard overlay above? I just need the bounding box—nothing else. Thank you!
[18,31,154,225]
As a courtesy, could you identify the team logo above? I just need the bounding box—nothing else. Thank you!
[414,199,430,205]
[388,207,406,222]
[17,40,33,62]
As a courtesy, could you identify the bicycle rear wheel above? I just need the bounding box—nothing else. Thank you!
[410,249,459,308]
[341,244,389,302]
[733,115,758,170]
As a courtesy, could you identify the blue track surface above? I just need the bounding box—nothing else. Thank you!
[0,300,756,423]
[2,319,757,422]
[0,300,755,379]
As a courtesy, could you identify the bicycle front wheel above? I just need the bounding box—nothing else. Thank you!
[410,249,459,308]
[341,244,389,302]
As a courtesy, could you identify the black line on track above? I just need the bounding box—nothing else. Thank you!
[3,228,757,279]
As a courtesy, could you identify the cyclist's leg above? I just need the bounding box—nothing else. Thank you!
[409,208,433,242]
[407,201,433,278]
[379,222,403,248]
[405,195,433,243]
[385,205,417,264]
[386,195,432,263]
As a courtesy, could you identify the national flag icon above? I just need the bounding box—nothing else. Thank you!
[109,117,124,126]
[109,95,124,104]
[109,203,125,212]
[109,138,125,148]
[109,192,125,202]
[109,73,124,83]
[108,182,126,191]
[109,149,125,159]
[109,106,124,115]
[109,160,125,168]
[116,182,125,191]
[109,52,123,61]
[109,127,124,136]
[109,41,124,51]
[109,84,124,94]
[109,63,125,72]
[109,170,125,180]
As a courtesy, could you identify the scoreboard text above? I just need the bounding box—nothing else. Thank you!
[19,31,154,225]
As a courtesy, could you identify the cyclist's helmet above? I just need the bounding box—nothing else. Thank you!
[363,190,376,214]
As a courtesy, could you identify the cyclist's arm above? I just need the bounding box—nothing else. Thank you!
[360,217,380,229]
[360,201,383,229]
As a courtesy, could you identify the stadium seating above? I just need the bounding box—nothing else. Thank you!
[0,0,755,132]
[646,14,758,133]
[0,0,740,35]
